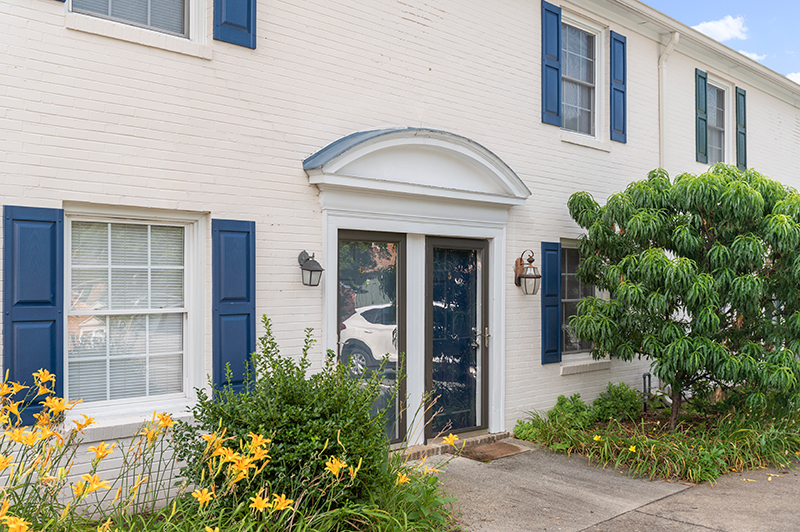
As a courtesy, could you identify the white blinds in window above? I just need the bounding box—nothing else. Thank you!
[68,221,185,403]
[73,0,186,36]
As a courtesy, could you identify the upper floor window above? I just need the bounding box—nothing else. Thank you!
[72,0,187,36]
[707,84,726,165]
[561,23,596,136]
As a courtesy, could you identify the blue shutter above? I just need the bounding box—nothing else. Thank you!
[736,87,747,171]
[212,219,256,392]
[541,1,562,126]
[214,0,257,49]
[3,206,64,424]
[695,69,708,163]
[541,242,561,364]
[610,31,627,143]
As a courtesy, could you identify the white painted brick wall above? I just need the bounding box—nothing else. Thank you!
[1,0,799,467]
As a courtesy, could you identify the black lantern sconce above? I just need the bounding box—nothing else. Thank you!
[514,249,542,295]
[298,250,324,287]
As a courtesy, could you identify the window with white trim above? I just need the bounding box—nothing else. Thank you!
[707,84,726,165]
[67,220,187,403]
[561,23,596,136]
[72,0,188,36]
[561,245,594,354]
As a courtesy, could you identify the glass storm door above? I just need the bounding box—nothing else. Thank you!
[337,232,405,442]
[426,238,488,437]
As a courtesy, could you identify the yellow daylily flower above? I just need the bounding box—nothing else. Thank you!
[251,446,270,462]
[249,494,270,512]
[443,433,459,446]
[325,456,347,478]
[8,382,28,395]
[156,413,174,428]
[396,472,410,485]
[248,432,270,449]
[3,516,30,532]
[33,369,56,385]
[0,455,13,471]
[424,466,440,475]
[192,488,213,507]
[97,518,113,532]
[72,414,95,432]
[80,474,111,494]
[5,401,22,421]
[272,493,294,511]
[88,442,116,461]
[72,481,86,498]
[0,499,9,519]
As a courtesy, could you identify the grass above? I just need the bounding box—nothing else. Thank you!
[515,400,800,484]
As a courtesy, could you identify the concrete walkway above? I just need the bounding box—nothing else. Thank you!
[439,439,800,532]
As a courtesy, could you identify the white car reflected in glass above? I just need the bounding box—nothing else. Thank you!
[339,303,397,373]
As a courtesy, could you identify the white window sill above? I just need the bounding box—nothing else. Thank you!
[67,397,196,443]
[65,12,212,60]
[561,130,611,152]
[560,358,611,376]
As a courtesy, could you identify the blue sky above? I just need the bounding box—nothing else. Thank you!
[644,0,800,84]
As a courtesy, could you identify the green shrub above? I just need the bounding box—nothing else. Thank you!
[547,394,591,430]
[591,382,641,423]
[173,316,394,511]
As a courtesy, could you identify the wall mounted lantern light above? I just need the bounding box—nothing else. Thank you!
[514,249,542,295]
[298,250,324,287]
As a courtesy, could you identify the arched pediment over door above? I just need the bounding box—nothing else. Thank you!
[303,127,530,208]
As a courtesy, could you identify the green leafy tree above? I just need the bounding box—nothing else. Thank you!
[567,165,800,429]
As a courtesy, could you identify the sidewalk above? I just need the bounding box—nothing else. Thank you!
[439,438,800,532]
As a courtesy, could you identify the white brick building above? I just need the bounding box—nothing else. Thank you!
[2,0,799,451]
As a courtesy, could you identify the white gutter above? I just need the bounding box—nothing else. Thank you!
[658,32,680,170]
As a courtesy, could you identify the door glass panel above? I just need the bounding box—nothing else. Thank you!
[431,247,482,434]
[338,240,400,440]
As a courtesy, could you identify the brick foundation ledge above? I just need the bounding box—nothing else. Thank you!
[402,431,511,461]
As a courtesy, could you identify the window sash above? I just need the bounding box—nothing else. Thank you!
[708,85,726,164]
[561,23,596,136]
[67,220,187,403]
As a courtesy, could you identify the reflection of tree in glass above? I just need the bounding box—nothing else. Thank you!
[338,242,397,322]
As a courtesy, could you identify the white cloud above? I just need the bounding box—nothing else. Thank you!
[738,50,766,62]
[692,15,747,42]
[787,73,800,84]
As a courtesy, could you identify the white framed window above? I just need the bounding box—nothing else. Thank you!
[561,244,594,355]
[560,16,605,139]
[71,0,188,37]
[64,207,205,414]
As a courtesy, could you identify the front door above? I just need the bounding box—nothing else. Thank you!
[426,238,488,438]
